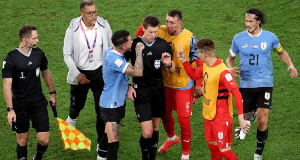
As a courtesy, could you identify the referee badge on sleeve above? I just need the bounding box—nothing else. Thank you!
[154,60,160,69]
[2,61,6,69]
[36,67,40,77]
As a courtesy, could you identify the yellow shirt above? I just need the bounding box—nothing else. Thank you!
[202,61,233,120]
[158,25,194,88]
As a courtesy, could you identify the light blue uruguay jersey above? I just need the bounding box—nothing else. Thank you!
[230,29,280,88]
[100,47,130,108]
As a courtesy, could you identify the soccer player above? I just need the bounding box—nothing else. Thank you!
[136,9,202,160]
[226,8,298,160]
[178,38,251,160]
[100,30,144,160]
[63,1,112,159]
[126,15,174,160]
[2,24,56,160]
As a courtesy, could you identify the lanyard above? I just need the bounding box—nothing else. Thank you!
[79,19,97,62]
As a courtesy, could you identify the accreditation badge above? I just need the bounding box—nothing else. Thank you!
[154,60,161,69]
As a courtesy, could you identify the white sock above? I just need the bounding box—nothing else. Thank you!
[181,154,189,159]
[254,154,262,158]
[168,135,176,141]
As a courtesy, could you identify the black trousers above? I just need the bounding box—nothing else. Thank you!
[69,66,104,143]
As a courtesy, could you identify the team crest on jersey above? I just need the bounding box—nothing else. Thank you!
[264,92,270,100]
[36,67,40,77]
[261,42,267,50]
[218,132,223,140]
[154,60,161,69]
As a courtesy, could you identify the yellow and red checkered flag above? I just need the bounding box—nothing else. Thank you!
[50,102,91,151]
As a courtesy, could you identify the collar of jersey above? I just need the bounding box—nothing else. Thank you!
[16,48,32,57]
[139,36,157,47]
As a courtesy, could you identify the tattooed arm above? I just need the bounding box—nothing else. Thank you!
[124,42,144,77]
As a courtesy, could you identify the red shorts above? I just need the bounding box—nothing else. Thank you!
[204,117,233,148]
[164,87,193,117]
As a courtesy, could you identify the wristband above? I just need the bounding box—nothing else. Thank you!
[7,107,14,112]
[49,90,56,95]
[128,84,132,86]
[166,62,172,69]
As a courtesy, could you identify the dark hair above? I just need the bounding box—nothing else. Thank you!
[143,15,160,29]
[246,8,266,26]
[80,0,95,10]
[196,38,215,55]
[168,9,182,21]
[112,30,130,48]
[18,25,36,42]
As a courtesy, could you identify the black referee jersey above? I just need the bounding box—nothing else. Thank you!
[125,37,173,86]
[2,48,48,98]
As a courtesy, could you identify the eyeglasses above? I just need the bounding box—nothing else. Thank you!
[82,10,99,17]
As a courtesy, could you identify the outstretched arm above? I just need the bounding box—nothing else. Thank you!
[177,45,203,80]
[277,49,298,78]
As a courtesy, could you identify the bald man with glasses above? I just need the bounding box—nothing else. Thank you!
[63,0,112,159]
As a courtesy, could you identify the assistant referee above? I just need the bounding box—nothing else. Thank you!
[2,24,56,160]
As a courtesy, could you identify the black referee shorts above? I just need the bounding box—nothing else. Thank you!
[133,82,166,123]
[240,87,273,113]
[12,95,49,133]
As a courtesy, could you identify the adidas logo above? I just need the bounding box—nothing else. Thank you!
[28,61,32,65]
[147,52,152,56]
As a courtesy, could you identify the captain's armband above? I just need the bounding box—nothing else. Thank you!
[273,43,283,53]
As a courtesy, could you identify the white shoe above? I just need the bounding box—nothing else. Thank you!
[33,155,36,160]
[66,116,77,127]
[97,155,107,160]
[254,154,262,160]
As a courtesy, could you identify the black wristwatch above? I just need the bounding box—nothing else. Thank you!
[7,107,14,112]
[49,90,56,95]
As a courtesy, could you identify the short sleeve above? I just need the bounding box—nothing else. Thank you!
[271,34,281,52]
[108,55,129,74]
[40,52,48,71]
[230,35,239,57]
[2,55,13,78]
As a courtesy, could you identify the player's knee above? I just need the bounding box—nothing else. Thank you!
[38,137,49,146]
[142,127,153,139]
[142,131,153,139]
[17,137,28,146]
[257,116,267,127]
[37,134,50,146]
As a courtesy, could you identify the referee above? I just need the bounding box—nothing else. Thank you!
[126,15,174,160]
[2,25,56,160]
